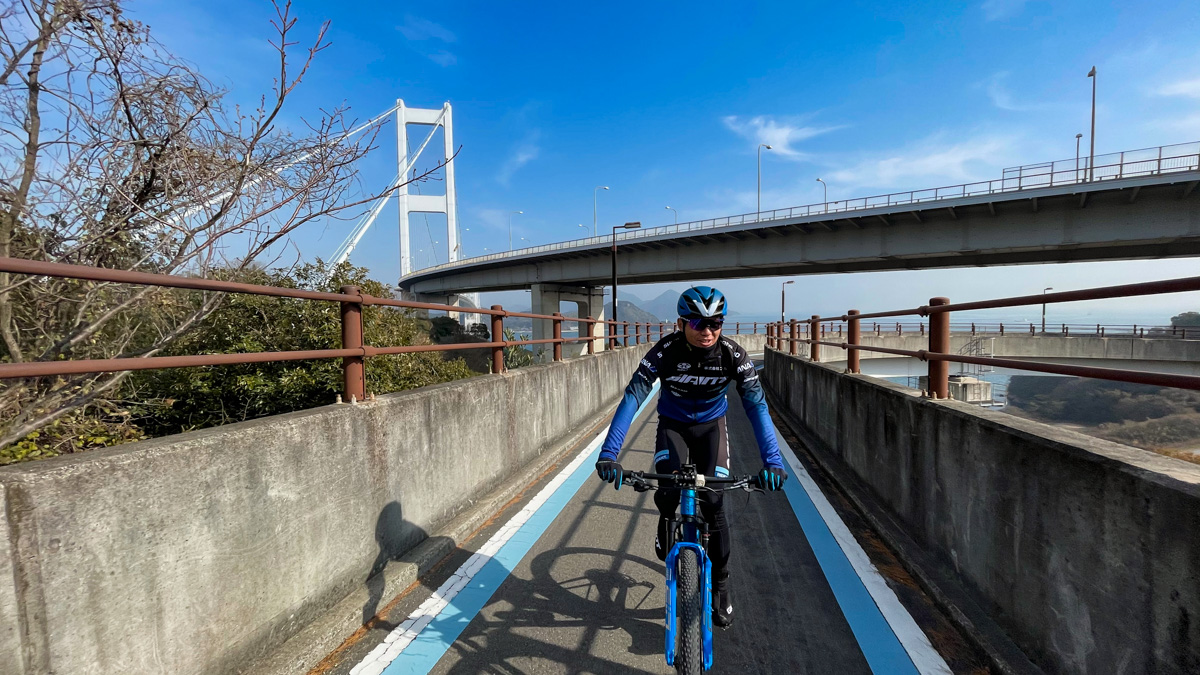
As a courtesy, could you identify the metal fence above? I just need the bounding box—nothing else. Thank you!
[765,275,1200,398]
[412,141,1200,278]
[0,257,765,402]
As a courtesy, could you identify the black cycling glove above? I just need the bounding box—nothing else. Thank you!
[595,460,624,490]
[758,465,788,491]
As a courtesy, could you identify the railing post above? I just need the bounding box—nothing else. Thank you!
[552,312,563,361]
[340,285,366,403]
[999,323,1004,335]
[608,321,616,350]
[753,321,758,334]
[920,322,925,336]
[586,316,595,354]
[1030,323,1035,336]
[491,305,505,374]
[789,319,798,356]
[848,310,861,374]
[623,321,630,347]
[810,315,820,361]
[928,297,950,399]
[971,322,976,336]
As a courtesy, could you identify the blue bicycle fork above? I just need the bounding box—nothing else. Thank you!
[663,486,714,670]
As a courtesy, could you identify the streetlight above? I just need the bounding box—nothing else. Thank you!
[816,177,827,205]
[1075,134,1083,182]
[757,144,772,215]
[665,205,678,224]
[1087,66,1097,181]
[594,186,609,237]
[781,280,794,325]
[611,221,642,330]
[1041,287,1053,333]
[508,210,523,251]
[577,224,589,237]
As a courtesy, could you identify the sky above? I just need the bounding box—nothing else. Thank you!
[130,0,1200,324]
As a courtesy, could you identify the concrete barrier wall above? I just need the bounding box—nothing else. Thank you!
[763,349,1200,674]
[0,345,650,675]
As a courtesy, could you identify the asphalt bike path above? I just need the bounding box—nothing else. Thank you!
[334,369,955,675]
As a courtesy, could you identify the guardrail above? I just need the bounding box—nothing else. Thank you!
[792,321,1196,339]
[765,276,1200,398]
[410,140,1200,278]
[0,258,766,402]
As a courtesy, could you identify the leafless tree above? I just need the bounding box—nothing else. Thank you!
[0,0,443,449]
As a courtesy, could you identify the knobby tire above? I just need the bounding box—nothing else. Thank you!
[675,547,703,675]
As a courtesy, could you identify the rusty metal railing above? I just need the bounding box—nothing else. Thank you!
[0,257,726,402]
[767,275,1200,398]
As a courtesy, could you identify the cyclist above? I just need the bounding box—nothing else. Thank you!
[595,285,787,628]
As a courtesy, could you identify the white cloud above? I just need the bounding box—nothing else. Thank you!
[1157,78,1200,99]
[397,15,457,67]
[985,72,1047,112]
[981,0,1029,21]
[427,50,457,67]
[497,131,541,186]
[397,15,456,43]
[721,115,841,160]
[825,133,1023,192]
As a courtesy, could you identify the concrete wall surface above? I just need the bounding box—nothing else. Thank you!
[804,333,1200,363]
[0,345,649,675]
[763,349,1200,674]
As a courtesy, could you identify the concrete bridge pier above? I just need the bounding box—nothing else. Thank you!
[531,283,606,362]
[399,291,482,326]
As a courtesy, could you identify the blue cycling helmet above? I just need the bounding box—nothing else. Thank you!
[677,286,728,319]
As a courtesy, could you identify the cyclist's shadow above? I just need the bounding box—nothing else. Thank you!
[362,501,429,629]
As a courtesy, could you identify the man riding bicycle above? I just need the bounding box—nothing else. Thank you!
[594,285,788,628]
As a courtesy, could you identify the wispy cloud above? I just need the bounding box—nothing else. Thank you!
[497,131,541,186]
[985,71,1048,112]
[1157,77,1200,99]
[722,115,841,160]
[824,133,1023,192]
[981,0,1029,21]
[397,15,456,42]
[397,15,457,67]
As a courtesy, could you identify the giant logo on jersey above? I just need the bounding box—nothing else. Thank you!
[665,374,728,386]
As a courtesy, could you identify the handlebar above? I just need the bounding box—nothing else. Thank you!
[618,469,761,492]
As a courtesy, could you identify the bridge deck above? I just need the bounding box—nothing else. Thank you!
[317,367,979,675]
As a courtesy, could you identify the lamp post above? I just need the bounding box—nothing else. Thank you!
[816,177,827,204]
[577,224,588,237]
[665,205,678,224]
[508,210,523,251]
[594,186,609,237]
[1087,66,1096,181]
[1041,287,1053,333]
[781,280,794,325]
[1075,133,1083,182]
[757,144,772,215]
[611,221,642,331]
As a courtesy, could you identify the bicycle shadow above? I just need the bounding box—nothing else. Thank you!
[436,545,669,674]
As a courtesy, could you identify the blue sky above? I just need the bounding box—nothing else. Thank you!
[133,0,1200,323]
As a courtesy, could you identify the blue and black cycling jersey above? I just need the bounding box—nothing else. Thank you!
[599,333,783,468]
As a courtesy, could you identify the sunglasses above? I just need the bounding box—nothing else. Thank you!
[686,318,724,332]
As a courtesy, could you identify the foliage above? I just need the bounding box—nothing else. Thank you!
[127,261,473,436]
[502,328,534,369]
[1171,312,1200,327]
[0,0,411,450]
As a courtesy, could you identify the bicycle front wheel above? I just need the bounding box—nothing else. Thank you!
[675,547,703,675]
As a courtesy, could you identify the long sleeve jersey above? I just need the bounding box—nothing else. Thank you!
[599,333,783,468]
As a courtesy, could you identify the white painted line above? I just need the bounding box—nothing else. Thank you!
[775,430,953,675]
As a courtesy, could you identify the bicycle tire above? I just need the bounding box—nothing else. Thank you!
[675,547,703,675]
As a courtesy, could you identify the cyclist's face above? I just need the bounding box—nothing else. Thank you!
[679,318,721,348]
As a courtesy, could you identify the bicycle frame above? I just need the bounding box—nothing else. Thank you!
[664,483,714,669]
